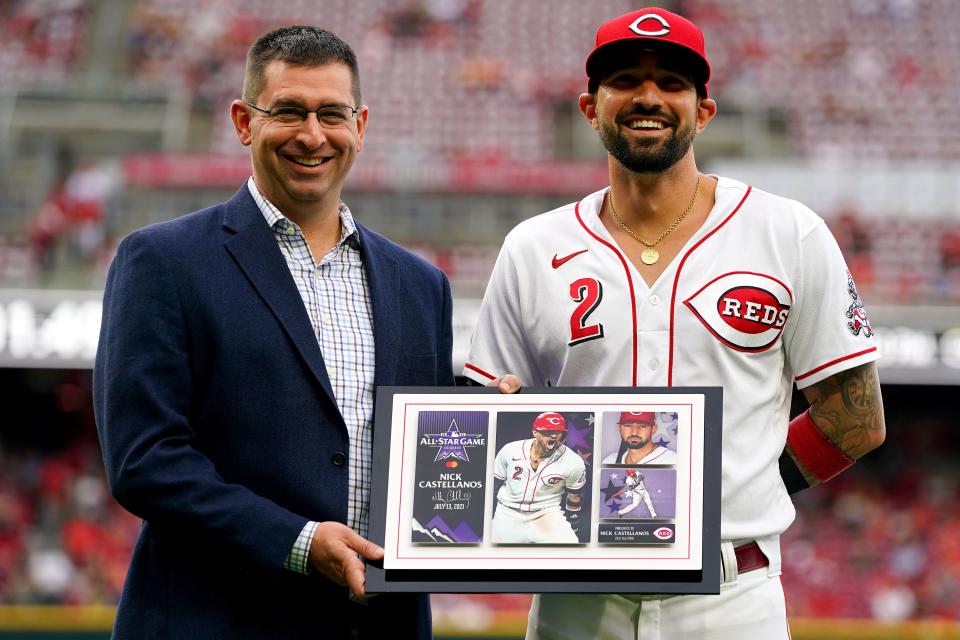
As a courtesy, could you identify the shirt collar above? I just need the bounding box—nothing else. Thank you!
[246,177,361,248]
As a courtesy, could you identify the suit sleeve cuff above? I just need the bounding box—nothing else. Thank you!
[283,521,318,575]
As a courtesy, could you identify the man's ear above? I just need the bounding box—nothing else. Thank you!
[230,100,253,146]
[696,97,717,133]
[578,92,599,130]
[355,105,369,152]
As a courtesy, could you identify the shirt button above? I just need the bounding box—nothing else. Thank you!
[648,359,659,370]
[321,313,333,326]
[650,294,661,305]
[331,452,347,466]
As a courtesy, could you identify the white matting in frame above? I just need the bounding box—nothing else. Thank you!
[367,386,722,594]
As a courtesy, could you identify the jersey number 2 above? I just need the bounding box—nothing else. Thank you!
[569,278,604,346]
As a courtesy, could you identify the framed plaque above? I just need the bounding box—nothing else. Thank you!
[366,386,722,593]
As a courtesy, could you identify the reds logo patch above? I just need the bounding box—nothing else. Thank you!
[845,271,873,337]
[684,272,792,352]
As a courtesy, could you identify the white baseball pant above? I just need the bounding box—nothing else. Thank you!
[525,542,789,639]
[492,504,578,544]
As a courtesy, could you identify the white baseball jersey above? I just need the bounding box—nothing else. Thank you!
[466,176,880,543]
[602,445,678,465]
[493,439,587,511]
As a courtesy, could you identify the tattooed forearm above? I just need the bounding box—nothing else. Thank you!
[802,362,885,459]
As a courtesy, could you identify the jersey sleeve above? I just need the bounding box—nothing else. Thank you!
[463,240,542,386]
[783,220,880,388]
[493,444,508,481]
[566,454,587,491]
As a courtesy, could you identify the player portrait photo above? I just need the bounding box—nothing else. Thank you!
[601,411,679,465]
[491,411,594,544]
[599,468,677,520]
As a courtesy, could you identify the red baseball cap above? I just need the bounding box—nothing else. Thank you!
[585,7,711,96]
[533,412,567,432]
[618,411,657,426]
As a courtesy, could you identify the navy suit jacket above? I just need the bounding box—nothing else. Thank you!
[93,186,454,639]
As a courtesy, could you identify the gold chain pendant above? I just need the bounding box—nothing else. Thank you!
[640,248,660,265]
[608,174,702,269]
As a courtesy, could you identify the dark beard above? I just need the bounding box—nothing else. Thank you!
[625,439,649,449]
[599,114,695,174]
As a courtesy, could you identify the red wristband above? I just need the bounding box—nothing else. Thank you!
[786,410,854,483]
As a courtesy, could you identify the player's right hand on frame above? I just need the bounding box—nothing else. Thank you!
[487,374,522,394]
[307,521,384,599]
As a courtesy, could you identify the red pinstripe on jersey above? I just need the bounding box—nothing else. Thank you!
[575,195,639,386]
[668,186,753,385]
[527,446,566,511]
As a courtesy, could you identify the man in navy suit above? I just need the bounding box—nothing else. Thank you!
[94,26,451,639]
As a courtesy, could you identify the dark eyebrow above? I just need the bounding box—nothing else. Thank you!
[269,99,305,108]
[271,99,353,110]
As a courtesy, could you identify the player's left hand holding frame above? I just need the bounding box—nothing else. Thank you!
[366,384,722,594]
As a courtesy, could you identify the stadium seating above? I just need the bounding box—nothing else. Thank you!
[684,0,960,161]
[118,0,960,161]
[0,0,91,87]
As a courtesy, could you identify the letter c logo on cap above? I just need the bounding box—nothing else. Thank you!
[629,13,671,37]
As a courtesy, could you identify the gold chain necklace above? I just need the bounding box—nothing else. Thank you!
[608,174,702,265]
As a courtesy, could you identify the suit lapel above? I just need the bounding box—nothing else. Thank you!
[221,187,341,414]
[358,225,400,388]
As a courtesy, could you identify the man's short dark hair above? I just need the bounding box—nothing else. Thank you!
[242,25,361,105]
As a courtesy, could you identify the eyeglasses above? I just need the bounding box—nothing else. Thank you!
[243,101,361,127]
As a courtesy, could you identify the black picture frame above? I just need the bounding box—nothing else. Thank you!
[367,386,722,594]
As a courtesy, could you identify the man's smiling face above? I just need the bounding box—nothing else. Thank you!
[239,60,366,216]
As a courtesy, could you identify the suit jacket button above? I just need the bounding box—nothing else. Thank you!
[331,452,347,466]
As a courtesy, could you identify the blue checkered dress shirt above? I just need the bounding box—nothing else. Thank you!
[246,178,376,575]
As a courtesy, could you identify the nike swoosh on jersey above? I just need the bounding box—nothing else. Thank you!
[552,249,588,269]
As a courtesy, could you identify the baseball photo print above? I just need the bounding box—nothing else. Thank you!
[490,411,594,544]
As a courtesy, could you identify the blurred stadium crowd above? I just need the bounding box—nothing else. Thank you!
[1,0,959,629]
[1,0,959,300]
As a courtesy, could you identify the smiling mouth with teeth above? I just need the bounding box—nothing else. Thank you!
[626,119,665,130]
[289,156,326,167]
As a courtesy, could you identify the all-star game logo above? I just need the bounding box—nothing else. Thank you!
[418,414,487,468]
[420,418,486,465]
[845,271,873,338]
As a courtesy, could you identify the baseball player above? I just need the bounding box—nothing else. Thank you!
[602,411,677,464]
[491,412,587,544]
[464,7,885,639]
[614,469,658,518]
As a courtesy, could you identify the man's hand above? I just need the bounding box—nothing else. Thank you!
[487,374,522,394]
[308,522,384,598]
